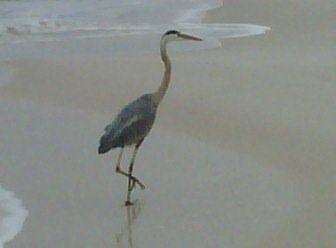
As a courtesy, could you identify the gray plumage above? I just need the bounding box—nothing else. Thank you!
[97,30,202,205]
[98,94,157,153]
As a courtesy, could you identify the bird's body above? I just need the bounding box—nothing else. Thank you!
[98,93,157,153]
[98,30,202,205]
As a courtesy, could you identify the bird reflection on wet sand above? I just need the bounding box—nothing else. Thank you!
[116,200,141,248]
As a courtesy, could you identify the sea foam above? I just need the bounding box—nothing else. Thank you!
[0,186,28,248]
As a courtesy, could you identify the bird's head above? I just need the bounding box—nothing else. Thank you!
[161,30,203,43]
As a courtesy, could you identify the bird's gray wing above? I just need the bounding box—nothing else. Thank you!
[112,110,156,146]
[99,94,157,151]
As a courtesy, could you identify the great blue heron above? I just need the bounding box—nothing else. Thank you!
[98,30,202,205]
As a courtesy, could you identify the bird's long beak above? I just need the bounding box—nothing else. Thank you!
[179,33,203,41]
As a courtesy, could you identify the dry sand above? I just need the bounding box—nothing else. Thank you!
[1,0,336,247]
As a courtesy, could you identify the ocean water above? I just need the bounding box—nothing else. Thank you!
[0,0,269,58]
[0,186,28,248]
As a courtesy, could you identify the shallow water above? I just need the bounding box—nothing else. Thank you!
[0,0,267,43]
[0,0,269,59]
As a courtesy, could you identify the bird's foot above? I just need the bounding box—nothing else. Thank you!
[130,177,145,190]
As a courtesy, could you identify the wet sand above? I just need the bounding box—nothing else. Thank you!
[1,0,336,247]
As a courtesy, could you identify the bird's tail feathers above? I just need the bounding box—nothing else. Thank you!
[98,133,115,154]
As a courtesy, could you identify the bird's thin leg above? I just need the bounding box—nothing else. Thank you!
[126,139,144,206]
[115,147,124,172]
[115,148,145,190]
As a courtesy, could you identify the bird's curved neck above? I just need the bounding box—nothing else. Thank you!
[153,37,171,106]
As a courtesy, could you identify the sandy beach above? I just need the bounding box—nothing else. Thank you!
[1,0,336,247]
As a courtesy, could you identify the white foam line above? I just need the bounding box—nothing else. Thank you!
[0,186,28,248]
